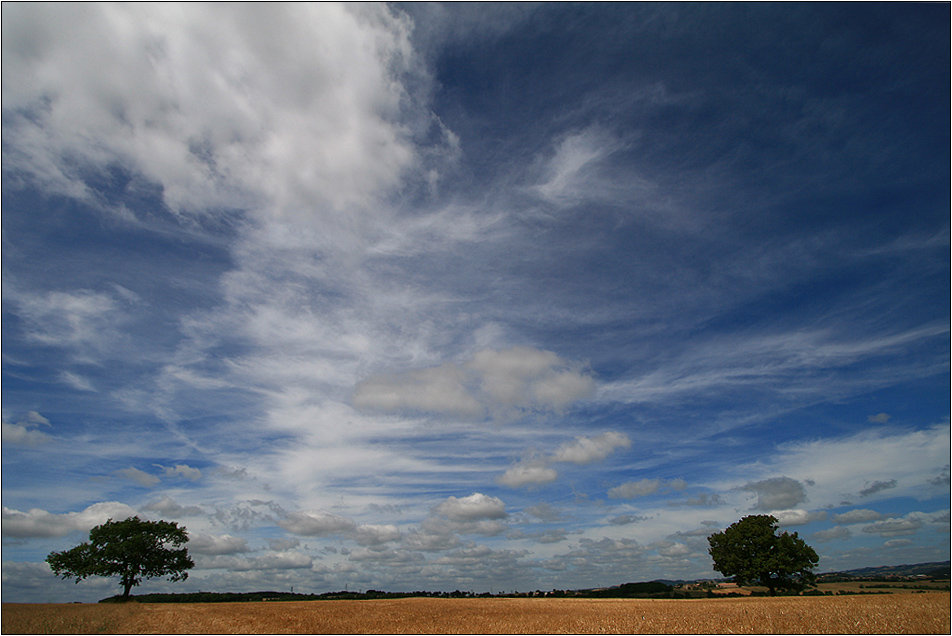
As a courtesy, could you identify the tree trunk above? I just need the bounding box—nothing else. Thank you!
[122,579,133,600]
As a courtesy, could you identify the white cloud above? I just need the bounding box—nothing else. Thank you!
[656,542,691,558]
[498,432,629,489]
[276,511,356,537]
[9,289,125,358]
[188,533,249,556]
[531,127,650,209]
[551,431,631,465]
[141,495,206,518]
[1,421,51,446]
[354,524,403,546]
[115,467,161,487]
[861,515,924,538]
[609,479,663,499]
[608,515,645,526]
[1,502,137,538]
[353,346,595,421]
[831,509,884,524]
[24,412,50,427]
[467,347,596,414]
[59,371,96,392]
[433,493,507,522]
[400,528,462,553]
[812,526,852,542]
[496,463,559,488]
[740,476,807,511]
[2,412,54,447]
[198,552,313,571]
[352,363,484,418]
[773,509,827,527]
[2,3,430,219]
[760,424,950,508]
[858,479,897,497]
[600,325,949,408]
[931,465,951,487]
[160,464,203,481]
[608,477,686,499]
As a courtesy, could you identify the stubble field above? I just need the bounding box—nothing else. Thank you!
[3,593,949,634]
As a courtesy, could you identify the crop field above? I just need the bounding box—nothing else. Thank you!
[3,593,949,634]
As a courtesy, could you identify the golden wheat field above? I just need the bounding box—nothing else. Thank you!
[2,593,949,635]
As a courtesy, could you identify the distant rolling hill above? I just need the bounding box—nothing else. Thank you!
[820,561,949,579]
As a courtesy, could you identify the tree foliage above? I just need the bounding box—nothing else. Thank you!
[707,514,819,595]
[46,516,194,599]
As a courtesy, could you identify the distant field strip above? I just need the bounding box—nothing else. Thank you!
[3,593,949,634]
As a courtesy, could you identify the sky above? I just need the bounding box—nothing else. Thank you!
[1,3,949,603]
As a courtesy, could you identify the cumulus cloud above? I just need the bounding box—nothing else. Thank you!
[551,431,630,465]
[352,363,483,418]
[353,346,595,421]
[141,495,206,517]
[609,515,646,526]
[656,541,691,557]
[861,517,923,537]
[669,493,724,507]
[831,509,884,524]
[434,493,507,522]
[608,477,686,499]
[199,552,313,571]
[520,503,562,523]
[1,502,137,538]
[741,476,807,511]
[188,533,249,555]
[159,464,203,481]
[268,538,300,551]
[2,3,430,219]
[354,524,402,546]
[859,512,936,538]
[498,431,629,488]
[1,419,52,446]
[417,493,510,539]
[115,464,200,486]
[859,479,897,497]
[758,424,949,508]
[115,467,161,487]
[773,509,827,527]
[867,413,891,424]
[400,527,462,552]
[930,465,951,487]
[812,526,852,542]
[276,511,357,537]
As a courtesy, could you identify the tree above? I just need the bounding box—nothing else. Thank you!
[707,514,819,596]
[46,516,194,600]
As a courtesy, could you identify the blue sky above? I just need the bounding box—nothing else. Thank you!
[2,3,949,602]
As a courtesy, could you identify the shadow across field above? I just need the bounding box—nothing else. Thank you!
[3,593,950,634]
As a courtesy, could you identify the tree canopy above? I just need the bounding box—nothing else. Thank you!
[707,514,819,595]
[46,516,194,600]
